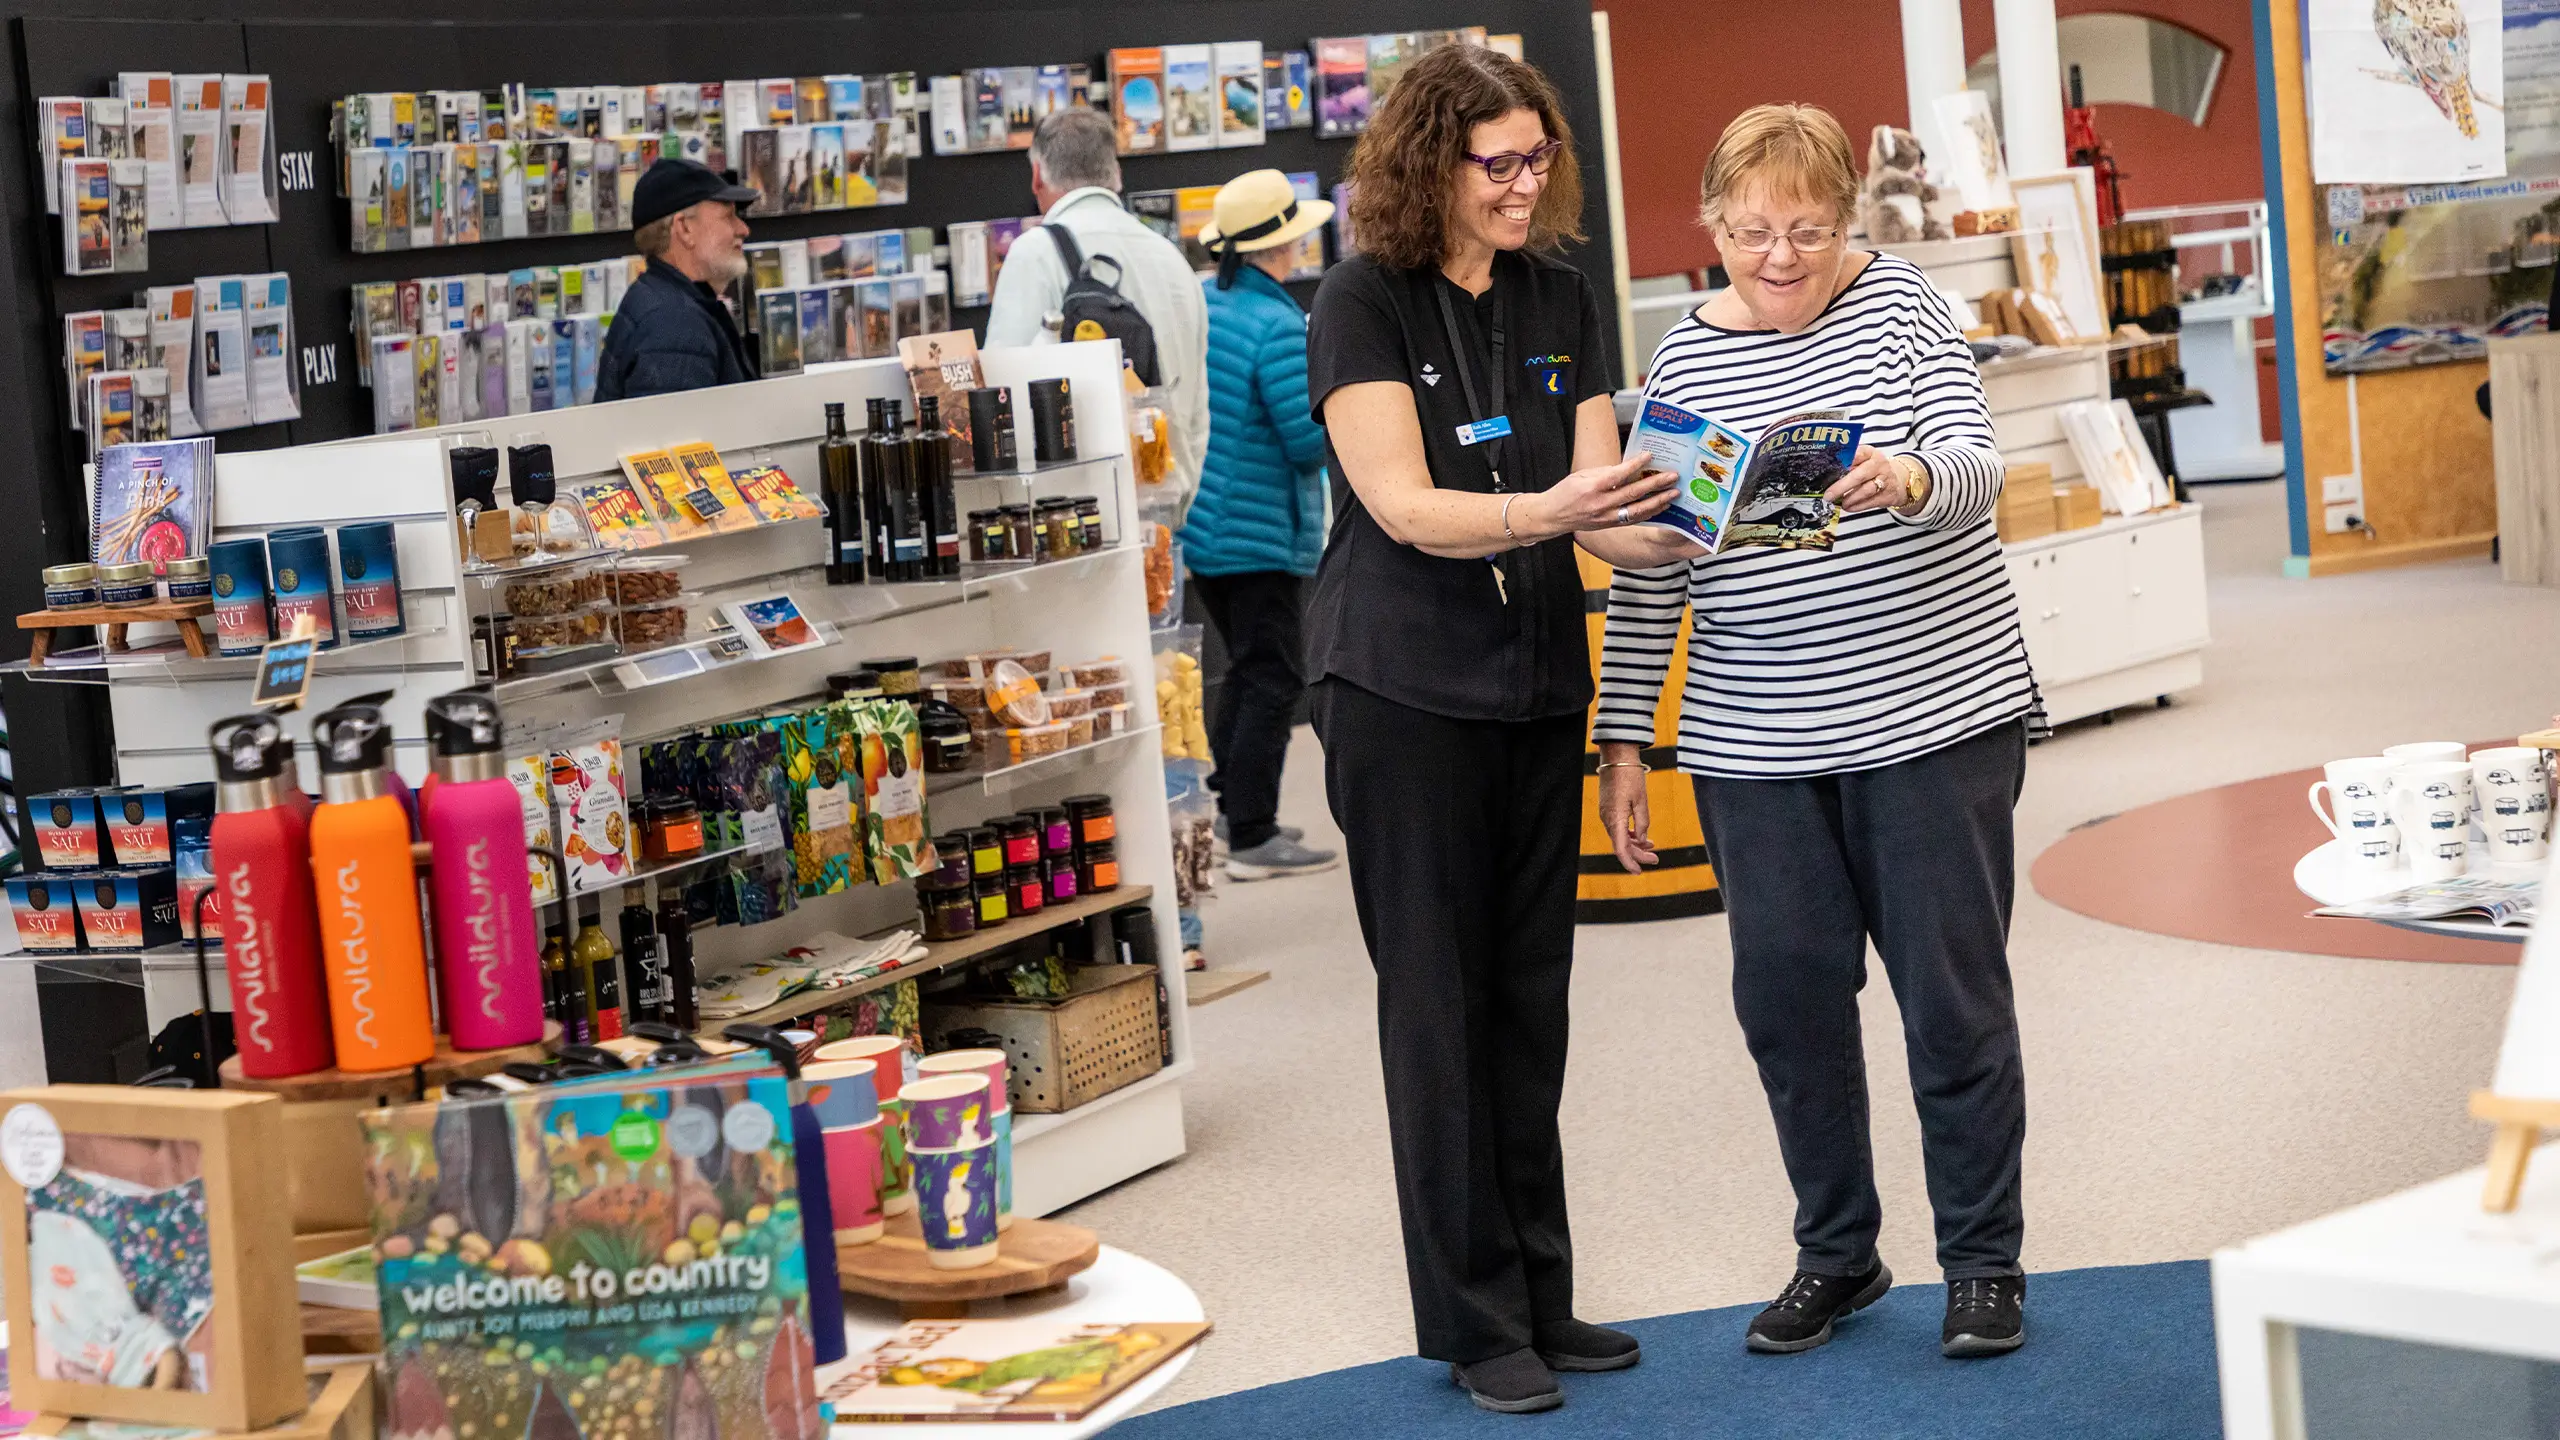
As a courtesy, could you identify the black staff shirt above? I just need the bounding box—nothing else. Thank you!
[1304,249,1614,722]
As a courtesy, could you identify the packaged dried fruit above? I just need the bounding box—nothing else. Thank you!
[507,602,617,651]
[548,717,629,893]
[500,556,611,615]
[1000,720,1070,764]
[607,554,691,604]
[1067,657,1127,688]
[853,698,932,883]
[1045,686,1093,719]
[984,659,1050,726]
[612,595,694,649]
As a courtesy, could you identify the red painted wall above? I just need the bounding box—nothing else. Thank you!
[1593,0,2268,279]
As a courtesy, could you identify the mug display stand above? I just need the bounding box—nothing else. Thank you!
[837,1211,1102,1319]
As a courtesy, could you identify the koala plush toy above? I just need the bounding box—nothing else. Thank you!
[1859,124,1953,244]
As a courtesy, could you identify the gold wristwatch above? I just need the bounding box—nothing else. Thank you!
[1894,454,1930,508]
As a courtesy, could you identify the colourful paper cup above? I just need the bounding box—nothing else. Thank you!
[817,1035,913,1100]
[899,1073,995,1150]
[877,1098,913,1215]
[822,1119,886,1245]
[803,1059,880,1130]
[909,1140,1000,1269]
[992,1107,1014,1231]
[918,1047,1013,1116]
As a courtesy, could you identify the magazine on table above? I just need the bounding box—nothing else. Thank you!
[823,1319,1212,1422]
[1621,396,1865,554]
[2313,876,2538,927]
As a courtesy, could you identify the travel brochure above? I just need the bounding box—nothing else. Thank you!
[60,273,289,445]
[1621,398,1865,554]
[336,77,925,252]
[37,70,272,252]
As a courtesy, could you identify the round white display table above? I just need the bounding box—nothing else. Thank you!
[2291,839,2535,944]
[824,1244,1204,1437]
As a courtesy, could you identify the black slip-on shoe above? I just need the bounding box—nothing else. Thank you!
[1447,1347,1565,1413]
[1532,1318,1641,1372]
[1746,1262,1893,1354]
[1942,1275,2026,1357]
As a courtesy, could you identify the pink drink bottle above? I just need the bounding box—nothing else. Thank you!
[420,691,546,1048]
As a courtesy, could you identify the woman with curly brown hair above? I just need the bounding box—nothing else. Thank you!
[1302,43,1672,1415]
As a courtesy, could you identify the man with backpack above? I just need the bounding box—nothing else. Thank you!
[987,108,1208,512]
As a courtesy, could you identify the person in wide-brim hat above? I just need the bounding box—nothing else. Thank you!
[1181,167,1342,884]
[1200,167,1334,290]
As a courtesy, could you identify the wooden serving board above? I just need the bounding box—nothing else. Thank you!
[219,1025,557,1103]
[838,1212,1100,1318]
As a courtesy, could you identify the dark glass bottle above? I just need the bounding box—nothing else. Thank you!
[820,401,864,585]
[657,884,697,1032]
[861,396,891,580]
[618,884,665,1028]
[917,395,962,578]
[882,399,927,581]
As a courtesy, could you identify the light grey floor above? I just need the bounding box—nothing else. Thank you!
[1068,479,2555,1410]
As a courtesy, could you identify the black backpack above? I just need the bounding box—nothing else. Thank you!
[1044,224,1163,386]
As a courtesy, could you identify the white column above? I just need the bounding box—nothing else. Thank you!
[1995,0,2067,176]
[1900,0,1969,181]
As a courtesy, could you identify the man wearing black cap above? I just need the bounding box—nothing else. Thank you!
[595,158,762,403]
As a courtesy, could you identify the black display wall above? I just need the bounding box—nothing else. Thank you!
[0,0,1616,797]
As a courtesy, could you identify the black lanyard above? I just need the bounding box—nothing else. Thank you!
[1433,280,1508,492]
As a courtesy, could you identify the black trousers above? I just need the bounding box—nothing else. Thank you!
[1312,677,1583,1363]
[1692,719,2029,1282]
[1195,571,1306,851]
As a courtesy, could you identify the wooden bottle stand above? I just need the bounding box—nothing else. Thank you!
[837,1213,1101,1319]
[18,598,213,665]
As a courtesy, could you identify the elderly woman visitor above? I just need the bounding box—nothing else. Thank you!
[1305,43,1675,1415]
[1583,103,2039,1361]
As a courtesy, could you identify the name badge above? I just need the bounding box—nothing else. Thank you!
[1455,416,1513,447]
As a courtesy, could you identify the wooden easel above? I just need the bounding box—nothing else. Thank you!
[2472,1091,2560,1211]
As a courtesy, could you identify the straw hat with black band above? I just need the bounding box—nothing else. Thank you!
[1199,168,1335,289]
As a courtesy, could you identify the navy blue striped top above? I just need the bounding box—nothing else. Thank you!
[1591,252,2037,777]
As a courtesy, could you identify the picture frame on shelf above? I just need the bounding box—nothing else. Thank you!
[0,1087,304,1433]
[2009,169,2107,343]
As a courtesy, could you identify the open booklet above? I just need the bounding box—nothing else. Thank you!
[1622,397,1865,554]
[2313,876,2538,927]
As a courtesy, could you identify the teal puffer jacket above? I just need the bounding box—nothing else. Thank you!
[1180,267,1329,577]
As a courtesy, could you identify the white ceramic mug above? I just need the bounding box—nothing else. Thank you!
[2391,760,2474,880]
[2383,741,2469,766]
[2308,756,2401,870]
[2471,747,2552,865]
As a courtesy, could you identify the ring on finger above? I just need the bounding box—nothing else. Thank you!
[1616,504,1630,525]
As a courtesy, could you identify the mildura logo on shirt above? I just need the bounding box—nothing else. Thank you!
[1523,353,1572,396]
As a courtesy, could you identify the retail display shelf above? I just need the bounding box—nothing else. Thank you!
[939,724,1162,799]
[548,835,783,904]
[0,619,448,686]
[13,948,221,984]
[702,883,1153,1034]
[487,546,1131,702]
[1011,1063,1195,1146]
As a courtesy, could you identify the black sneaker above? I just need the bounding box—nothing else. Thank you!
[1942,1275,2026,1357]
[1532,1318,1641,1372]
[1447,1347,1564,1413]
[1745,1262,1893,1354]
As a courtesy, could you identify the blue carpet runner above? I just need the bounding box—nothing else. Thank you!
[1116,1261,2218,1438]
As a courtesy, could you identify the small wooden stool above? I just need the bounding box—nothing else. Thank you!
[18,599,213,665]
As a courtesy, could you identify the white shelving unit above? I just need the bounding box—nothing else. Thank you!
[2002,505,2210,725]
[68,340,1189,1217]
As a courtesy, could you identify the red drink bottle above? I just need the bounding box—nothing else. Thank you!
[207,713,335,1078]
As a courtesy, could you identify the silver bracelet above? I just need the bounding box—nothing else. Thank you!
[1501,493,1520,546]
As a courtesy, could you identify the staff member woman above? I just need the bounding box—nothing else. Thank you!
[1307,44,1672,1416]
[1586,104,2038,1361]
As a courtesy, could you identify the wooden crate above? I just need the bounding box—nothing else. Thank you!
[925,965,1165,1113]
[2054,484,2105,530]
